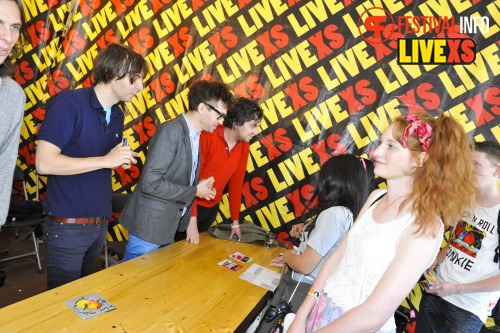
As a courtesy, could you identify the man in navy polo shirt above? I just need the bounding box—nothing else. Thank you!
[36,44,148,289]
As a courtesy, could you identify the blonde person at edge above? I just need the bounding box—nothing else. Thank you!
[0,0,25,227]
[288,113,477,333]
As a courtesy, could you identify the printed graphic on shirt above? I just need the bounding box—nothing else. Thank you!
[450,221,487,258]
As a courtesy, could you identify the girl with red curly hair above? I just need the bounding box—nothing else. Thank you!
[288,113,477,333]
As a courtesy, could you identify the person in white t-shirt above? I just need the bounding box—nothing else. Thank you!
[416,141,500,333]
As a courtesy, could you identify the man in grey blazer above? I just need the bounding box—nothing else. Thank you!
[120,80,233,260]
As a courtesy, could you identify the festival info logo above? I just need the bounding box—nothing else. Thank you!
[358,7,490,64]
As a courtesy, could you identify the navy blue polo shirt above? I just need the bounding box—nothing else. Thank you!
[38,86,123,218]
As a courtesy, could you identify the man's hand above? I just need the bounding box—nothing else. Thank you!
[424,281,460,297]
[196,177,216,200]
[186,216,200,244]
[105,142,139,169]
[229,220,242,240]
[290,223,304,238]
[36,140,139,176]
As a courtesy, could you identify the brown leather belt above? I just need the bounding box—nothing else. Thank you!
[50,217,107,225]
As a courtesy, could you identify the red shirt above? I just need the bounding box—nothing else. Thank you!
[192,125,250,221]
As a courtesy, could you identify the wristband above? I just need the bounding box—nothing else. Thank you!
[231,225,240,228]
[308,288,320,299]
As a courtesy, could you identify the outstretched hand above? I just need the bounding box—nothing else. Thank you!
[229,221,242,240]
[270,254,285,268]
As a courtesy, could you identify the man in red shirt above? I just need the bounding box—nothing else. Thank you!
[175,97,263,244]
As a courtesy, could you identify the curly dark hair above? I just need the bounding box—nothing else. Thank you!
[224,97,263,129]
[187,80,232,112]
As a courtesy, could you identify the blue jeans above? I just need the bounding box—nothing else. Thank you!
[416,292,484,333]
[122,233,169,262]
[44,218,108,290]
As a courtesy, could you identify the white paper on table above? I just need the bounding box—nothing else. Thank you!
[239,263,281,291]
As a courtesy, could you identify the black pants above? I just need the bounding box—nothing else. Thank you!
[45,218,107,289]
[416,292,483,333]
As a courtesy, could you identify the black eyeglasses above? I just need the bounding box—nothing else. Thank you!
[204,102,226,120]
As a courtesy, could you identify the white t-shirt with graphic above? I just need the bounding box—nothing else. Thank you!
[436,204,500,323]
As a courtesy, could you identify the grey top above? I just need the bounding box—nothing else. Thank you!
[0,76,26,226]
[293,206,353,284]
[120,115,199,245]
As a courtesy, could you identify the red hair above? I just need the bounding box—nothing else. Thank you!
[392,112,477,235]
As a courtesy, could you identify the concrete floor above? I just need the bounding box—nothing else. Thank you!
[0,223,105,309]
[0,224,46,308]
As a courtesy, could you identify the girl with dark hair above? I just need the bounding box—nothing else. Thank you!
[288,113,477,333]
[256,154,374,332]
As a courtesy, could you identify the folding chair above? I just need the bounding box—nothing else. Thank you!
[0,166,45,273]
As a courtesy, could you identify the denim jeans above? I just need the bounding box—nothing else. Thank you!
[44,218,108,290]
[122,233,169,262]
[416,292,484,333]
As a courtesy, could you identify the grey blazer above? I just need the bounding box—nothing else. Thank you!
[120,116,198,245]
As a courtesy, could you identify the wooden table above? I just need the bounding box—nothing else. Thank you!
[0,233,282,332]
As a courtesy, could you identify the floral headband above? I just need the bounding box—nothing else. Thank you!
[402,114,433,152]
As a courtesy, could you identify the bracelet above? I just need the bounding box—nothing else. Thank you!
[308,287,320,299]
[231,225,240,228]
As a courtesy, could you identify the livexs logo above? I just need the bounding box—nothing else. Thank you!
[357,7,489,65]
[397,38,475,64]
